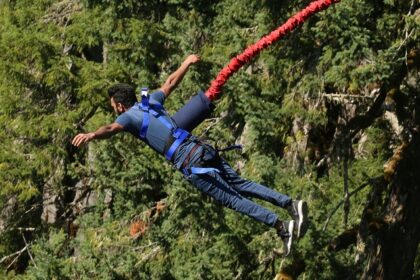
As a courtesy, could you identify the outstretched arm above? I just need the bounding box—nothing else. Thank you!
[160,54,200,98]
[72,122,124,147]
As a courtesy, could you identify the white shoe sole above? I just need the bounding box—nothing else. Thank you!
[297,200,308,238]
[284,220,295,256]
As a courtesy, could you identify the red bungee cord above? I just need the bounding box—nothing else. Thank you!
[205,0,340,101]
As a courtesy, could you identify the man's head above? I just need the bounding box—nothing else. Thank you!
[108,83,138,115]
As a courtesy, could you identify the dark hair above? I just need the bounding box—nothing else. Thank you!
[108,83,138,108]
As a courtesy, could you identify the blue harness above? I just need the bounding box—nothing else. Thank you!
[138,88,219,176]
[138,88,190,161]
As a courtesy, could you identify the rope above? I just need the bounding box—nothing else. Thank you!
[205,0,340,101]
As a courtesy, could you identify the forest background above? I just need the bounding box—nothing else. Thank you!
[0,0,419,279]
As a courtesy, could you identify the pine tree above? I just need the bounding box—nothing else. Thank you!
[0,0,418,279]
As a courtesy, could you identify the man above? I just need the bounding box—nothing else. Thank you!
[72,54,308,256]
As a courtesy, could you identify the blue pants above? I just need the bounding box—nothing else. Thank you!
[185,147,291,227]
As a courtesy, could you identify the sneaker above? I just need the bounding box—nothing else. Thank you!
[276,220,294,257]
[287,200,308,239]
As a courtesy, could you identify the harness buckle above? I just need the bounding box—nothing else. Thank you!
[141,87,149,96]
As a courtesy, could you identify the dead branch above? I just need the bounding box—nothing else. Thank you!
[21,232,36,268]
[199,116,225,139]
[343,152,350,227]
[323,93,375,99]
[10,227,36,232]
[0,245,28,265]
[323,178,382,231]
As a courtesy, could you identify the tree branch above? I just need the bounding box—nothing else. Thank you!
[323,177,381,231]
[21,232,36,268]
[198,116,225,139]
[74,107,98,131]
[346,89,387,139]
[0,244,30,269]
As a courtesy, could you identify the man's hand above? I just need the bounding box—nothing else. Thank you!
[72,133,95,147]
[185,54,200,65]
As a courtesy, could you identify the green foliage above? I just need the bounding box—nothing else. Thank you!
[0,0,417,279]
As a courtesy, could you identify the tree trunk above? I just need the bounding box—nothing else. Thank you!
[361,132,420,279]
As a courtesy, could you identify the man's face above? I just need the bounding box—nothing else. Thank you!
[110,97,124,115]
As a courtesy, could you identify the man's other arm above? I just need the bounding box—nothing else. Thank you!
[72,123,124,147]
[160,54,200,98]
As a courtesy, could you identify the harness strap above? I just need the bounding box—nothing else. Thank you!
[139,88,150,139]
[165,128,190,161]
[140,111,149,139]
[139,89,190,161]
[217,144,242,153]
